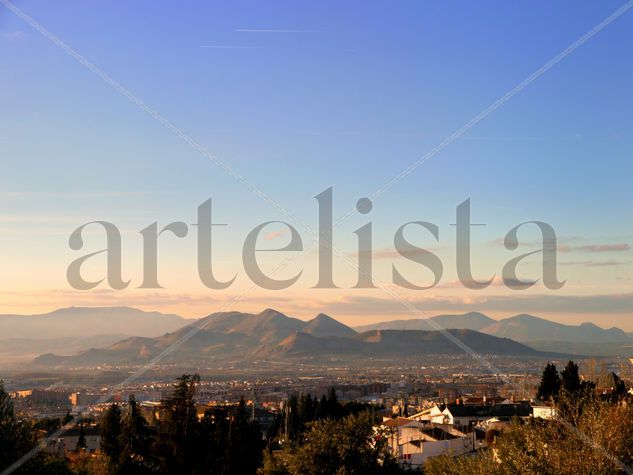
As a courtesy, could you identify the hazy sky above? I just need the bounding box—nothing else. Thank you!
[1,1,631,327]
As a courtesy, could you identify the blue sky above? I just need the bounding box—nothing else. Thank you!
[0,1,631,326]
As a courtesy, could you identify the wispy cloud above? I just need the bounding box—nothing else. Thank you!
[0,215,79,224]
[559,260,632,267]
[0,190,155,199]
[265,228,289,241]
[236,28,322,33]
[349,246,444,260]
[2,30,25,41]
[489,238,630,253]
[317,292,633,316]
[577,243,631,252]
[438,275,539,289]
[200,45,261,49]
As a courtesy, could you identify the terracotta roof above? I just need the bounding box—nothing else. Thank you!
[383,417,416,428]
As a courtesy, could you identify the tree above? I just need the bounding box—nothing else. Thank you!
[62,410,73,426]
[326,388,339,419]
[285,395,300,442]
[536,362,561,402]
[298,394,315,429]
[0,380,36,472]
[427,394,633,474]
[197,407,229,471]
[157,374,201,473]
[265,413,403,475]
[561,360,581,394]
[224,397,264,474]
[119,395,152,473]
[100,403,122,466]
[76,420,87,452]
[558,360,596,424]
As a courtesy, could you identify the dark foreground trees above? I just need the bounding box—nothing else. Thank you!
[426,361,633,475]
[262,413,403,475]
[426,400,633,475]
[99,374,264,474]
[0,381,71,474]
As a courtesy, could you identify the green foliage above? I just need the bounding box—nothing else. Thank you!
[278,389,380,444]
[263,413,403,475]
[536,362,561,402]
[0,380,37,472]
[424,450,498,475]
[427,398,633,474]
[62,410,74,426]
[100,403,122,466]
[75,423,87,452]
[33,416,62,433]
[560,360,581,394]
[535,360,597,424]
[224,398,264,474]
[119,395,153,473]
[156,373,201,472]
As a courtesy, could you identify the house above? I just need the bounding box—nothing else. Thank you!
[532,405,556,419]
[439,403,532,426]
[46,426,101,455]
[380,418,476,467]
[408,405,444,422]
[461,396,511,405]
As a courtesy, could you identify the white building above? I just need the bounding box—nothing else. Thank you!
[381,417,476,467]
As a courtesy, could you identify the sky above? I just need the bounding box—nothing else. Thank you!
[0,1,632,328]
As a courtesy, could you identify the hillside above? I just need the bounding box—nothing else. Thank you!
[356,312,495,332]
[0,307,188,339]
[356,312,631,354]
[31,309,552,368]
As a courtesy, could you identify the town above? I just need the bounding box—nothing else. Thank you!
[2,355,631,473]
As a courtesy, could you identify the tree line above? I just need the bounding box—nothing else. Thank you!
[0,375,405,474]
[426,360,633,474]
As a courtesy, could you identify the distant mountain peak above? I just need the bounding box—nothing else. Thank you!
[303,313,357,338]
[580,322,600,328]
[508,314,542,321]
[257,308,289,319]
[312,313,337,322]
[354,312,496,333]
[0,306,187,342]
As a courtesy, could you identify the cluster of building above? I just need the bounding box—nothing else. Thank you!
[7,366,559,465]
[378,397,555,467]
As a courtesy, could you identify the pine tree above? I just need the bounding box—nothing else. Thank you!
[298,393,314,428]
[561,360,581,394]
[160,374,201,472]
[75,420,87,452]
[62,410,73,426]
[120,395,151,471]
[225,397,263,474]
[326,387,339,419]
[0,381,35,471]
[286,395,300,442]
[536,363,561,402]
[100,403,122,465]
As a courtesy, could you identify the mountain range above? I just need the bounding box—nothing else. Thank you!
[356,312,633,355]
[31,309,554,368]
[0,307,187,365]
[0,307,187,339]
[2,307,631,368]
